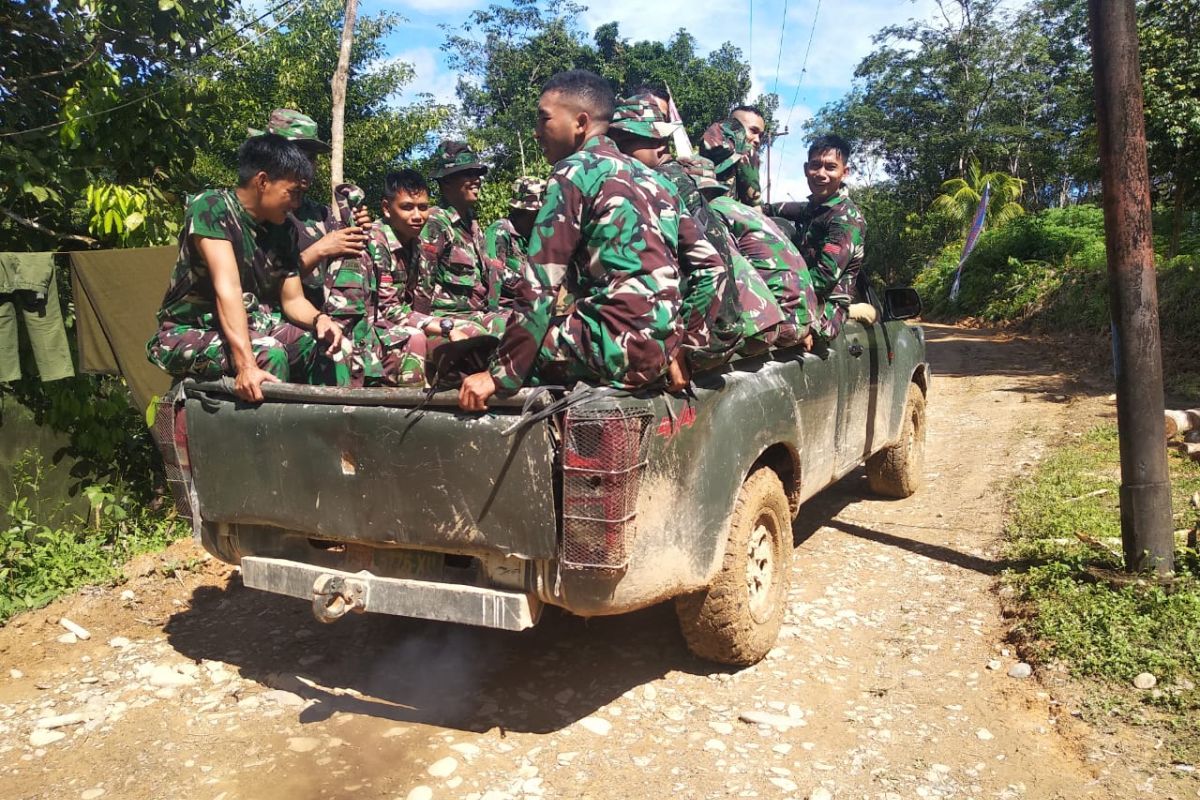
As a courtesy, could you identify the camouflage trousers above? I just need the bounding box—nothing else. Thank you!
[148,317,349,385]
[527,317,670,390]
[338,322,428,388]
[434,309,508,338]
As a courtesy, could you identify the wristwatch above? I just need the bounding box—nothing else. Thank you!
[440,318,454,337]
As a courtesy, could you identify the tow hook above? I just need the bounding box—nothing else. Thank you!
[311,574,368,623]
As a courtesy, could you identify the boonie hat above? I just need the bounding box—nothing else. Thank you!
[509,176,547,211]
[677,156,728,195]
[431,141,489,179]
[608,94,681,141]
[247,108,330,154]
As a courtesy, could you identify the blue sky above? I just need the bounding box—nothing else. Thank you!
[358,0,947,200]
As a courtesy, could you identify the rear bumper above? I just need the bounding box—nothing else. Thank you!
[240,556,542,631]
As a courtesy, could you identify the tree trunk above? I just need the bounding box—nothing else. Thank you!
[329,0,359,203]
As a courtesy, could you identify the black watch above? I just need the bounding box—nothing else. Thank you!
[440,319,454,337]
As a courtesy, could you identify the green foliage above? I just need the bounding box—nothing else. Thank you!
[85,182,180,248]
[930,160,1026,231]
[1003,425,1200,761]
[1,451,184,622]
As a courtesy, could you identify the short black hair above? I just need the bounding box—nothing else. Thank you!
[807,134,852,164]
[383,168,429,201]
[731,104,764,119]
[236,133,314,187]
[542,69,615,122]
[630,82,669,102]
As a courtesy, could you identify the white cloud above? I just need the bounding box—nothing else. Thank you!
[390,47,461,106]
[373,0,485,12]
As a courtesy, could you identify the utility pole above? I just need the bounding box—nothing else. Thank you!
[1088,0,1174,576]
[765,127,788,206]
[329,0,359,203]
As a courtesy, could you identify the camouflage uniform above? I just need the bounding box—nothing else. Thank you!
[485,176,546,307]
[700,119,762,207]
[248,109,340,307]
[766,187,866,338]
[676,158,787,352]
[417,141,506,336]
[490,135,711,392]
[709,195,816,347]
[146,189,344,384]
[322,184,428,386]
[607,96,731,371]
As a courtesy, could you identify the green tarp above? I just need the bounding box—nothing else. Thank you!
[70,247,174,414]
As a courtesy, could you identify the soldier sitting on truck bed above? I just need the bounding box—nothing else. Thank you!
[763,134,865,339]
[146,134,346,403]
[457,69,708,412]
[606,93,735,378]
[485,176,545,308]
[416,141,507,338]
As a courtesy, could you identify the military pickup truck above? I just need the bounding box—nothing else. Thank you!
[153,287,929,666]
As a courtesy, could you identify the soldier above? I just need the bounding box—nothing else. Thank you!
[700,116,762,207]
[320,179,434,387]
[248,109,370,306]
[416,140,505,336]
[606,94,734,374]
[691,162,817,351]
[485,176,546,306]
[146,134,346,402]
[764,134,865,339]
[458,70,707,411]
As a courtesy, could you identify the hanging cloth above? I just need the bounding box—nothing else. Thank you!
[0,252,74,383]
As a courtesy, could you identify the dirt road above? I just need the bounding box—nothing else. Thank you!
[0,324,1181,800]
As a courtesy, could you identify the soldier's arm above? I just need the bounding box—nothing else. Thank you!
[736,157,762,208]
[198,237,278,402]
[810,211,865,303]
[489,174,581,394]
[676,204,728,351]
[763,200,807,220]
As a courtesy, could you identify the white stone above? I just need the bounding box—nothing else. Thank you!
[427,757,458,778]
[770,778,798,792]
[405,787,433,800]
[704,739,726,752]
[1007,663,1033,679]
[976,728,994,741]
[10,668,24,679]
[986,660,1002,671]
[119,590,135,601]
[579,716,611,736]
[809,788,833,800]
[57,633,79,645]
[59,618,91,640]
[738,710,804,730]
[30,729,66,747]
[1133,673,1157,690]
[709,721,734,735]
[261,689,305,706]
[557,752,578,766]
[450,743,480,758]
[80,790,105,800]
[286,737,320,753]
[36,713,85,729]
[148,665,196,688]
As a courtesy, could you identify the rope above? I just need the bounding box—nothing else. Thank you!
[770,0,791,99]
[772,0,823,194]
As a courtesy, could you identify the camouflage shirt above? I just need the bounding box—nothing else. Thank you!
[416,205,502,316]
[156,189,299,329]
[700,120,762,208]
[484,217,530,304]
[491,135,694,392]
[710,195,817,332]
[378,224,436,331]
[766,188,865,337]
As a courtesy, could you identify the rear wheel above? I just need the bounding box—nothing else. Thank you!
[866,382,926,498]
[675,468,792,666]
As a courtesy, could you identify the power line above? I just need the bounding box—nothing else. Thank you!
[770,0,790,99]
[748,0,754,72]
[0,0,303,139]
[773,0,823,195]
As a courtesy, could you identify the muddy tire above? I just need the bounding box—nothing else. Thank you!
[675,468,792,666]
[867,382,926,498]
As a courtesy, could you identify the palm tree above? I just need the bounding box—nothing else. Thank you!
[931,160,1026,232]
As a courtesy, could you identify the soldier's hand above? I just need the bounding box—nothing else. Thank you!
[234,365,280,403]
[448,327,470,342]
[801,332,814,352]
[352,205,372,227]
[667,350,691,392]
[314,313,344,355]
[459,371,496,412]
[318,226,368,259]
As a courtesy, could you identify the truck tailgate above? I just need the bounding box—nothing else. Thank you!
[184,385,558,559]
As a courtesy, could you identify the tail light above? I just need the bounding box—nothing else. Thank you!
[560,406,652,570]
[152,394,193,519]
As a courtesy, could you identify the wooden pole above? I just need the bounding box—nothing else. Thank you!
[330,0,359,204]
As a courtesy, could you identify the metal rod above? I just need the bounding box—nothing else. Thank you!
[1088,0,1174,575]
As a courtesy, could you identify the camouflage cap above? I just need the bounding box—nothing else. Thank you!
[699,118,750,174]
[431,140,488,179]
[677,156,728,195]
[608,94,681,141]
[509,176,547,211]
[247,109,330,154]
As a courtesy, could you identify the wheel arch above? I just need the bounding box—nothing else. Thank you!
[748,442,802,519]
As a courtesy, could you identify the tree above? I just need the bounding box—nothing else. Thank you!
[931,160,1025,231]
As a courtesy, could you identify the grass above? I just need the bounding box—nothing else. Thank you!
[0,451,187,623]
[1004,425,1200,762]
